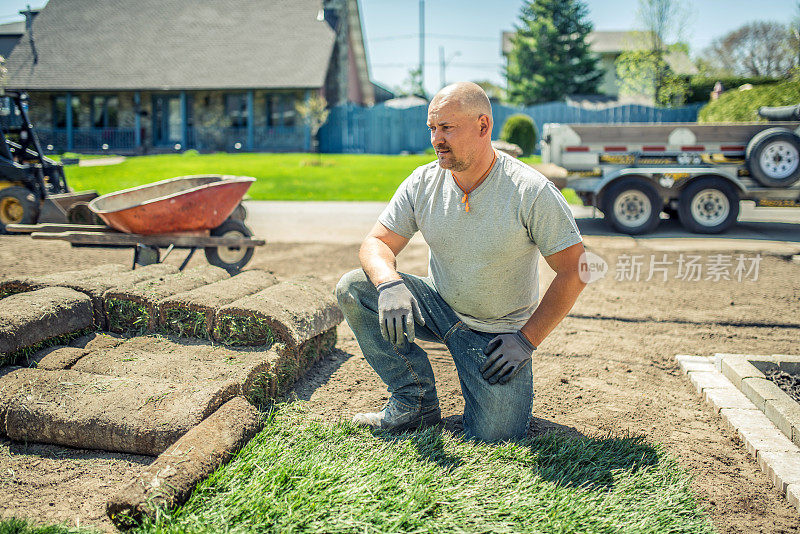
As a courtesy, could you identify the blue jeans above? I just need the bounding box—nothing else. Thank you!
[335,269,533,442]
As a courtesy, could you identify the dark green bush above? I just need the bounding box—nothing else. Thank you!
[698,81,800,123]
[500,114,537,156]
[685,76,783,103]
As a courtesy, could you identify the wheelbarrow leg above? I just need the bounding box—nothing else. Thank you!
[133,244,160,269]
[179,247,197,271]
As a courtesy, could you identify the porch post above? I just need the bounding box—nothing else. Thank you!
[134,91,142,150]
[65,91,73,152]
[247,90,255,150]
[303,89,311,152]
[180,91,188,150]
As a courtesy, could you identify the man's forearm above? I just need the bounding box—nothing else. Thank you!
[359,236,402,287]
[519,272,586,347]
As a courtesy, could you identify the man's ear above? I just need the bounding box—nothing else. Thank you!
[478,114,493,137]
[478,115,490,137]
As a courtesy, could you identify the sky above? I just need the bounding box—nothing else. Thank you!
[1,0,797,96]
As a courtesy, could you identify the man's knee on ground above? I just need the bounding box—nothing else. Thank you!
[335,269,368,310]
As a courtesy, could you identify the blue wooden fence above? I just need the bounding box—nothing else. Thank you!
[319,101,704,155]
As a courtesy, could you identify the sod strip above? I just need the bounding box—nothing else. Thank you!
[71,335,280,404]
[133,403,714,534]
[68,331,126,351]
[0,264,128,298]
[0,368,237,455]
[0,287,93,365]
[106,396,262,528]
[59,263,179,327]
[158,270,278,338]
[214,276,343,347]
[104,265,229,333]
[27,346,89,370]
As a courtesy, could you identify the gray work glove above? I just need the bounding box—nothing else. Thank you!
[480,331,537,385]
[377,279,425,346]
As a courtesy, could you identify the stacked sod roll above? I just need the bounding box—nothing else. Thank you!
[158,269,278,338]
[103,265,229,333]
[0,287,94,365]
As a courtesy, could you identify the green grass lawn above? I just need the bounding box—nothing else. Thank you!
[58,153,584,204]
[0,402,713,533]
[127,402,711,534]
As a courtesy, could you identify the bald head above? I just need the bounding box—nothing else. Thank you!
[430,82,492,120]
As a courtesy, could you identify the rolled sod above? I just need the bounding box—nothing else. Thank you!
[104,265,229,333]
[0,287,94,365]
[59,263,179,327]
[158,270,278,338]
[271,327,338,396]
[213,276,343,348]
[0,368,238,455]
[71,335,280,404]
[28,346,89,370]
[106,396,262,528]
[0,264,128,299]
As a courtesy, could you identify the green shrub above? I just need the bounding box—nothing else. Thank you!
[685,76,782,103]
[698,81,800,123]
[500,114,537,156]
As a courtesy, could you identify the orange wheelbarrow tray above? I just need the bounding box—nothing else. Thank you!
[88,175,255,235]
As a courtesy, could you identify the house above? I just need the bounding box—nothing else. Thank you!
[501,30,698,101]
[4,0,374,153]
[0,20,26,59]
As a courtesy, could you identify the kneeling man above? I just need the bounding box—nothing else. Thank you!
[336,82,586,442]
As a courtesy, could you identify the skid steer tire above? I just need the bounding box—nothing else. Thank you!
[0,186,39,234]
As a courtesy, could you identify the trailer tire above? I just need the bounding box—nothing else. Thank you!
[677,178,739,234]
[0,186,39,233]
[601,178,662,235]
[204,219,255,274]
[745,128,800,187]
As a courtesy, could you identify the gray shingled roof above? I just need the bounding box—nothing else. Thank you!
[5,0,336,91]
[0,21,25,36]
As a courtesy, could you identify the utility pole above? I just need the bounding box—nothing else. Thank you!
[419,0,425,95]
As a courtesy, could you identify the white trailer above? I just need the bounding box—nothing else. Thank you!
[541,107,800,234]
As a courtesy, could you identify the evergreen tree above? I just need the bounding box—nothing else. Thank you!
[505,0,602,105]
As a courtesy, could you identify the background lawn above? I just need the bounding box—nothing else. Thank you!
[59,153,582,204]
[127,403,712,534]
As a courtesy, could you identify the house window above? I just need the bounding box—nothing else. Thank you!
[91,96,119,128]
[225,94,248,128]
[266,94,297,127]
[53,95,80,129]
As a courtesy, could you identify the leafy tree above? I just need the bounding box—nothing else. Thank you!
[0,55,6,94]
[615,0,690,107]
[396,67,426,99]
[700,21,797,77]
[615,43,689,106]
[295,95,330,157]
[505,0,602,105]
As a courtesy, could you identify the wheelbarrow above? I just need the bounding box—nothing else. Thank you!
[7,175,265,274]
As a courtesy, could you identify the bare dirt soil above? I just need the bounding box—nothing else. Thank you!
[1,234,800,533]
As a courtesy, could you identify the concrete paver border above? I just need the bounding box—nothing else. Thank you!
[676,353,800,514]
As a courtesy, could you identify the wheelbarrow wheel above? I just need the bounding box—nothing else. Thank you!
[205,219,255,274]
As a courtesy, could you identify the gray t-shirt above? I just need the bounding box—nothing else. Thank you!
[378,150,582,333]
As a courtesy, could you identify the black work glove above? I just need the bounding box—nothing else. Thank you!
[480,331,537,385]
[377,279,425,346]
